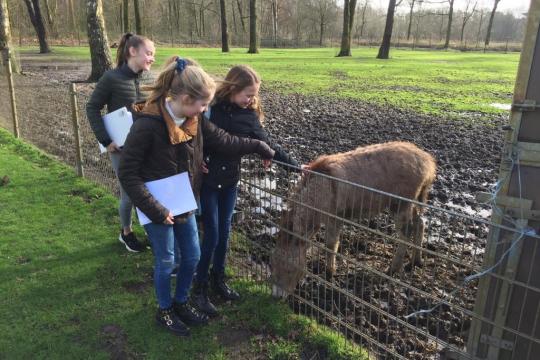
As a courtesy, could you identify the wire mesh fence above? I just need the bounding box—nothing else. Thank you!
[229,156,540,360]
[2,64,540,359]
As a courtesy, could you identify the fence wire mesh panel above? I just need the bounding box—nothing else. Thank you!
[229,156,540,360]
[73,83,119,195]
[0,71,75,166]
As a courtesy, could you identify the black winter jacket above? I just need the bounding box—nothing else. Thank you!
[118,100,275,224]
[203,100,298,189]
[86,63,152,147]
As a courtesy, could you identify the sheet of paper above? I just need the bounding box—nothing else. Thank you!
[136,172,198,226]
[98,107,133,153]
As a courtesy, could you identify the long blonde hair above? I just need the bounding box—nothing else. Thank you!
[143,56,216,105]
[214,65,264,121]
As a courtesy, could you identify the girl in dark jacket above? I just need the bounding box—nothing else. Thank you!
[193,65,298,316]
[118,57,274,336]
[86,33,155,253]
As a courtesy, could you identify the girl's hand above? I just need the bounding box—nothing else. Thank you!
[262,159,272,169]
[201,162,209,174]
[300,164,311,174]
[163,212,174,225]
[107,142,121,153]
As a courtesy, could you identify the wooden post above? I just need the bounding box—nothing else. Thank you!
[69,82,84,177]
[3,48,19,138]
[467,1,540,358]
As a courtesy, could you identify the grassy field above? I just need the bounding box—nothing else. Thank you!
[0,128,368,359]
[17,46,518,117]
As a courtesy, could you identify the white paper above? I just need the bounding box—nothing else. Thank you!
[136,172,198,226]
[98,107,134,153]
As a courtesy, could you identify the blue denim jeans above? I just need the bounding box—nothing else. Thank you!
[196,183,238,283]
[144,214,200,309]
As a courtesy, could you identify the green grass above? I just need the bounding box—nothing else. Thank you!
[0,128,368,359]
[17,45,518,117]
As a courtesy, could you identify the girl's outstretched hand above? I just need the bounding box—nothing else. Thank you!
[163,212,174,225]
[262,159,272,169]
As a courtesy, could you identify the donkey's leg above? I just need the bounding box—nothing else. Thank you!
[324,219,343,277]
[389,206,413,275]
[410,207,425,268]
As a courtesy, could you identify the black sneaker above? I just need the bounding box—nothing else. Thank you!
[192,281,218,317]
[211,270,240,301]
[173,301,209,326]
[156,307,190,337]
[118,231,145,253]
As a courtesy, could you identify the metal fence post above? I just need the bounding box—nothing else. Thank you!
[2,48,19,138]
[69,82,84,177]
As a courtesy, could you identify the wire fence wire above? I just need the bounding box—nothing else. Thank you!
[1,73,540,359]
[229,156,540,360]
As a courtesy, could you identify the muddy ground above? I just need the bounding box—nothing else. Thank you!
[0,61,507,359]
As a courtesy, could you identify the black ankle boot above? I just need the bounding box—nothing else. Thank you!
[192,281,219,317]
[210,270,240,301]
[173,301,209,326]
[156,307,190,337]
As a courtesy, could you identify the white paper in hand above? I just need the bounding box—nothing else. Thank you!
[136,172,198,226]
[98,107,134,153]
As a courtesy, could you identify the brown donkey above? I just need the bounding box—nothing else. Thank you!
[270,142,437,298]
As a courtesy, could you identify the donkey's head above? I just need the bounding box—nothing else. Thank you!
[270,209,308,299]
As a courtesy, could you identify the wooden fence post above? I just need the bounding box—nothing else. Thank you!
[69,82,84,177]
[3,48,19,138]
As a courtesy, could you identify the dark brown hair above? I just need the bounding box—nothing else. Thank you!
[116,32,152,68]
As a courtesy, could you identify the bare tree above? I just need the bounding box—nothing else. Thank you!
[376,0,396,59]
[485,0,501,46]
[43,0,58,38]
[87,0,113,82]
[0,0,19,72]
[475,9,485,48]
[313,0,335,47]
[460,0,477,44]
[69,0,81,45]
[220,0,230,51]
[134,0,142,34]
[443,0,455,49]
[237,0,246,32]
[23,0,51,53]
[248,0,258,53]
[123,0,129,33]
[271,0,278,47]
[406,0,415,40]
[358,0,368,38]
[337,0,358,56]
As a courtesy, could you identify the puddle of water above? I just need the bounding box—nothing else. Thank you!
[490,103,511,111]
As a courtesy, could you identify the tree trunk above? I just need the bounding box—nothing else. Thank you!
[337,0,358,57]
[43,0,57,38]
[475,10,484,48]
[86,0,113,82]
[23,0,50,53]
[443,0,454,49]
[123,0,129,33]
[271,0,278,48]
[248,0,258,53]
[237,0,246,32]
[69,0,81,45]
[484,0,500,46]
[406,0,415,41]
[376,0,396,59]
[360,1,368,37]
[220,0,230,52]
[0,0,20,72]
[319,16,325,46]
[133,0,142,34]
